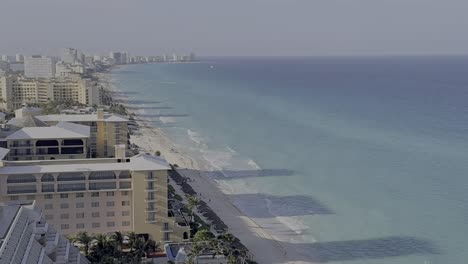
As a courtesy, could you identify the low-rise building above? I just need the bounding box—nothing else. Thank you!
[0,150,190,243]
[36,109,128,158]
[2,121,90,161]
[0,200,89,264]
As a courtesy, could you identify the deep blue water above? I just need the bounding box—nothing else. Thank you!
[113,57,468,264]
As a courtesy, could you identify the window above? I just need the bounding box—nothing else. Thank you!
[122,211,130,216]
[122,221,130,226]
[76,193,84,198]
[76,202,84,208]
[164,233,170,241]
[121,191,129,196]
[107,211,115,217]
[106,191,114,197]
[164,223,169,230]
[45,204,53,210]
[91,202,99,207]
[44,194,53,199]
[26,195,35,200]
[121,201,130,206]
[60,214,69,219]
[61,224,69,230]
[10,196,19,201]
[45,215,53,220]
[76,223,85,229]
[76,213,85,218]
[91,192,100,197]
[92,223,100,228]
[106,201,115,207]
[107,222,115,227]
[60,193,68,199]
[60,203,69,209]
[92,212,100,217]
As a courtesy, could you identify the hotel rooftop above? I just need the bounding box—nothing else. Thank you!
[36,113,128,123]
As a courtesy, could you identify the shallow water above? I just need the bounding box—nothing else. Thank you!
[113,57,468,264]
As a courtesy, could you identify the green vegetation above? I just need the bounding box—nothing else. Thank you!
[188,230,252,264]
[69,231,159,264]
[29,99,86,114]
[155,150,161,156]
[108,103,128,115]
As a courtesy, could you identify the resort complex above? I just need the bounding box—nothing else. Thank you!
[0,47,250,264]
[0,148,190,242]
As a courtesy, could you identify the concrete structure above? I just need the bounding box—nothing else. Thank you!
[15,54,24,62]
[0,151,190,243]
[56,63,84,78]
[2,121,90,161]
[61,48,78,64]
[36,109,128,158]
[0,75,100,110]
[0,200,89,264]
[24,56,55,78]
[15,106,43,118]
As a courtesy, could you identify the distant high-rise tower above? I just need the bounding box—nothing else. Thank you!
[61,48,78,64]
[172,53,178,62]
[24,55,56,78]
[15,53,24,62]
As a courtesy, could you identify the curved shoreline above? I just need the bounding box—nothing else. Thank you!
[102,71,301,263]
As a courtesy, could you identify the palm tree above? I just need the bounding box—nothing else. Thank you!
[72,231,93,257]
[188,242,205,264]
[127,232,139,254]
[111,231,124,251]
[132,237,147,262]
[193,229,214,242]
[91,233,116,262]
[187,195,200,222]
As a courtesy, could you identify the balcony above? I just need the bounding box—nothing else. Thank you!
[145,207,159,213]
[145,218,158,224]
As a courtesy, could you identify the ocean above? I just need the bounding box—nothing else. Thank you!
[112,57,468,264]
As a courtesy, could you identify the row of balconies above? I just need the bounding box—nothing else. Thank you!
[6,181,132,194]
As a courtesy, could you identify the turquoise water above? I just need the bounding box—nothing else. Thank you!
[113,57,468,264]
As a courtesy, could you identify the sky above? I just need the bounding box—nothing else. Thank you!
[1,0,468,56]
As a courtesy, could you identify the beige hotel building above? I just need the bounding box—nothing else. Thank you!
[0,75,100,111]
[0,148,190,243]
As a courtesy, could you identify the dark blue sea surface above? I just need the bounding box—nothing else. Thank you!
[113,57,468,264]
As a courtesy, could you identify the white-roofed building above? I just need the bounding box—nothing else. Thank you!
[2,121,90,161]
[36,109,128,158]
[0,152,190,243]
[0,200,89,264]
[14,105,43,118]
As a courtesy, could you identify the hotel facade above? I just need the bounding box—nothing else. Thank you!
[0,75,100,111]
[36,110,128,158]
[0,150,190,243]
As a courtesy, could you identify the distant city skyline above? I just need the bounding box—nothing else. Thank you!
[1,0,468,56]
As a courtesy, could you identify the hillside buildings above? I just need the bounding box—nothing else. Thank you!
[24,56,56,78]
[0,150,190,243]
[0,200,89,264]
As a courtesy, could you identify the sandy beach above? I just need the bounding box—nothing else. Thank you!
[131,122,298,264]
[100,71,309,264]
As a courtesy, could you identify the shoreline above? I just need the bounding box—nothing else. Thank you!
[100,70,298,264]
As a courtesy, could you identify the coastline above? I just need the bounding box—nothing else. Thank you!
[100,71,299,264]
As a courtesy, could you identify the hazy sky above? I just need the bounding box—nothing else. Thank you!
[1,0,468,56]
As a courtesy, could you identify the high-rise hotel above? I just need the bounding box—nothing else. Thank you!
[0,148,190,243]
